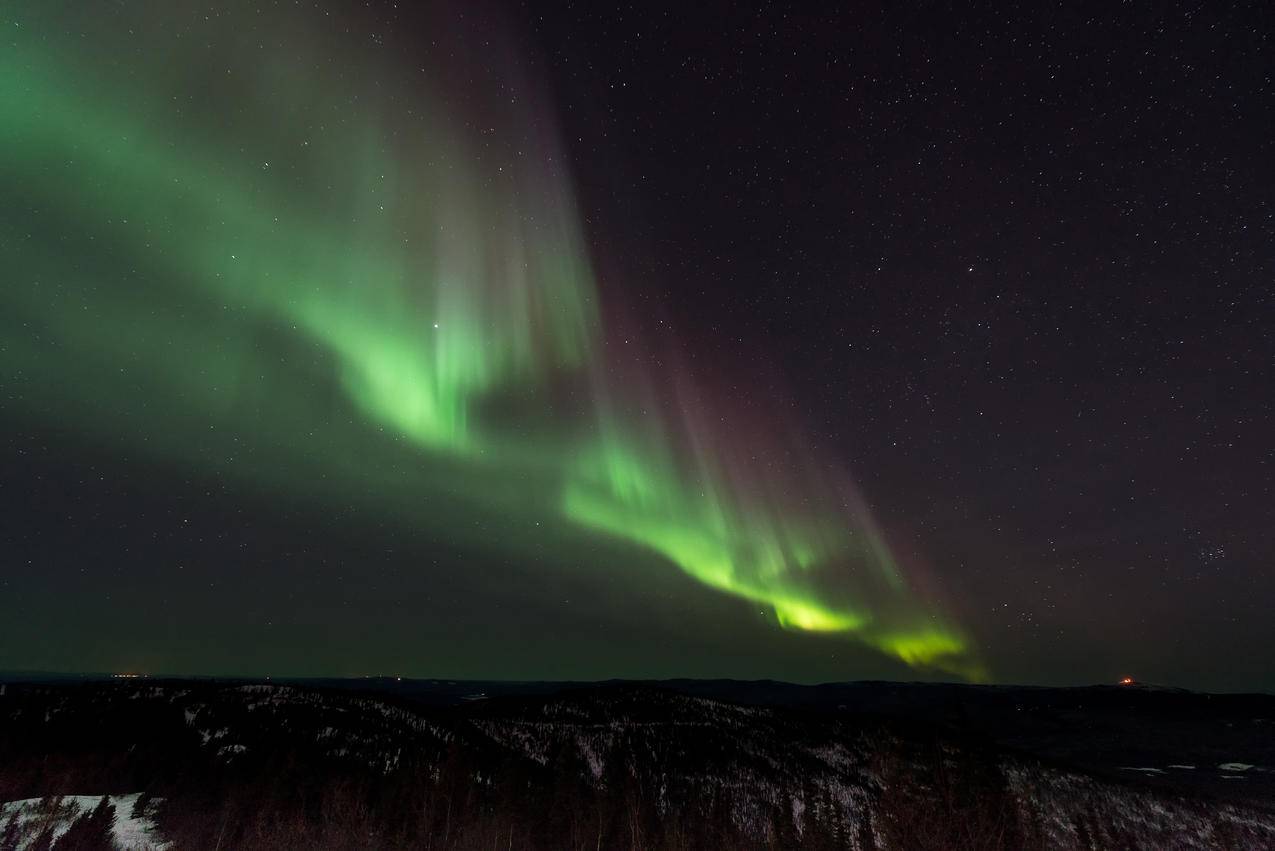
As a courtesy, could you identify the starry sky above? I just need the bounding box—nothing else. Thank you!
[1,1,1271,691]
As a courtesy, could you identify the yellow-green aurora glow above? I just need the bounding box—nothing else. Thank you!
[0,2,983,679]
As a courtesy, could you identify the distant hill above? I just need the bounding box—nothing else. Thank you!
[1,677,1272,849]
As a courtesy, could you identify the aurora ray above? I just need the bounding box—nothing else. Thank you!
[0,0,982,679]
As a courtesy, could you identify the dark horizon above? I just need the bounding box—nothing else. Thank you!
[5,669,1269,698]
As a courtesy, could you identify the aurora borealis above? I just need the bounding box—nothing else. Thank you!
[0,1,976,679]
[2,2,1270,691]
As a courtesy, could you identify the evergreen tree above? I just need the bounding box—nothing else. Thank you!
[53,796,115,851]
[130,790,153,820]
[25,797,66,851]
[855,809,876,851]
[770,792,799,849]
[26,824,56,851]
[0,809,24,851]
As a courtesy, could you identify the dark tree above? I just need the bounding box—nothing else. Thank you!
[0,809,23,851]
[130,790,152,820]
[53,797,115,851]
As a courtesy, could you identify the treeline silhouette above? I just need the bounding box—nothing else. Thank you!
[0,681,1265,850]
[0,737,1022,849]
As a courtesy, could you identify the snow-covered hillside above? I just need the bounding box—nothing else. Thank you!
[2,679,1273,850]
[0,793,166,850]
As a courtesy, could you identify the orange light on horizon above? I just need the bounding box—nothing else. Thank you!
[1119,676,1135,685]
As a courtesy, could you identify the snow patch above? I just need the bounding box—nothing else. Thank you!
[0,793,168,850]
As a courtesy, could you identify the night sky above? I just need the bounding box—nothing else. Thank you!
[1,1,1271,691]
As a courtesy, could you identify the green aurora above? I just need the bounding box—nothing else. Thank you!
[0,2,983,679]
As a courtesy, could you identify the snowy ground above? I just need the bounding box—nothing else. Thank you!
[0,793,167,850]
